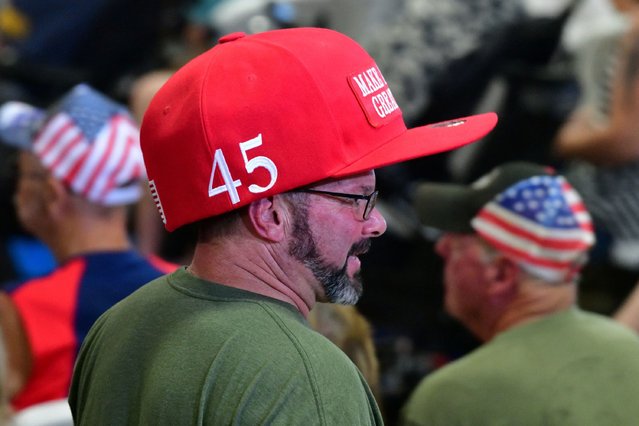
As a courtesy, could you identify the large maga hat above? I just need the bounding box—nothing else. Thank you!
[141,27,498,231]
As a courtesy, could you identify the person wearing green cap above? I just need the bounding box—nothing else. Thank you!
[401,162,639,426]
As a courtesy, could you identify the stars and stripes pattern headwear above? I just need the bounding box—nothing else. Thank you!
[413,162,596,283]
[471,175,595,282]
[0,84,145,205]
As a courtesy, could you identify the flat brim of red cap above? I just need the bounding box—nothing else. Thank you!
[333,112,498,177]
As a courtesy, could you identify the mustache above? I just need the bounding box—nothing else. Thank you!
[349,239,371,257]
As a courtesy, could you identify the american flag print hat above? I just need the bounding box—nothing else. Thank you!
[471,174,595,283]
[414,162,595,283]
[0,84,145,206]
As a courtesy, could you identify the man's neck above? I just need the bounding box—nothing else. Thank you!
[188,238,316,317]
[47,214,132,263]
[489,279,577,341]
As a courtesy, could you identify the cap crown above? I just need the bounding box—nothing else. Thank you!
[472,174,595,282]
[39,85,144,205]
[141,28,407,231]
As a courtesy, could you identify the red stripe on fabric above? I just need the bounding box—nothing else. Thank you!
[581,221,594,231]
[479,233,572,270]
[47,132,85,172]
[64,150,90,186]
[562,182,589,212]
[567,200,589,216]
[82,118,118,197]
[9,260,86,409]
[477,210,591,251]
[570,203,588,212]
[98,124,132,201]
[562,184,593,231]
[38,120,74,159]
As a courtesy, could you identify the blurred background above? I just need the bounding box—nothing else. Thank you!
[1,0,638,424]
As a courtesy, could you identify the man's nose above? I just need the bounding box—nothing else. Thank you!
[363,206,387,238]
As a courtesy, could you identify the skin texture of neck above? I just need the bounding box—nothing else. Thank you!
[44,201,132,263]
[188,234,316,317]
[485,277,577,341]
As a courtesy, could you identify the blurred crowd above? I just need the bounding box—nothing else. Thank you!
[1,0,639,425]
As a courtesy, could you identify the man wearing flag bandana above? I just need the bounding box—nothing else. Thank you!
[0,84,176,413]
[401,161,639,426]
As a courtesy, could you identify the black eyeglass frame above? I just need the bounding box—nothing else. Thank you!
[296,188,379,220]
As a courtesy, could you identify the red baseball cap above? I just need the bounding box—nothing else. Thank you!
[141,27,498,231]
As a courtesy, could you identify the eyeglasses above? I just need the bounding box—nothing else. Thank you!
[297,188,379,220]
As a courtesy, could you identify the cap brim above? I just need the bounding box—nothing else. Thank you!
[414,182,477,233]
[333,112,498,178]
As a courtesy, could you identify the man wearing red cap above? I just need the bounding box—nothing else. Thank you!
[69,27,497,424]
[401,162,639,425]
[0,84,176,414]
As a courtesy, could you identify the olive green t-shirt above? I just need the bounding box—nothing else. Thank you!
[401,308,639,426]
[70,268,383,425]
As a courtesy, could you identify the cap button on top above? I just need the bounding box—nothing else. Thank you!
[218,32,246,44]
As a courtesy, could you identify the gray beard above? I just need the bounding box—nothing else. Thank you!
[288,203,366,305]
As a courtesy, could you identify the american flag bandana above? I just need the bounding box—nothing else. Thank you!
[27,84,145,206]
[471,175,595,283]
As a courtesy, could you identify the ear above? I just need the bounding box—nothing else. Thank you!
[484,256,519,301]
[246,195,289,242]
[42,176,70,219]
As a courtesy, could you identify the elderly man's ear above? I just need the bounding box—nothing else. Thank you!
[485,256,519,301]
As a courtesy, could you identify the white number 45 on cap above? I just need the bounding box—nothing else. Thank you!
[208,134,278,204]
